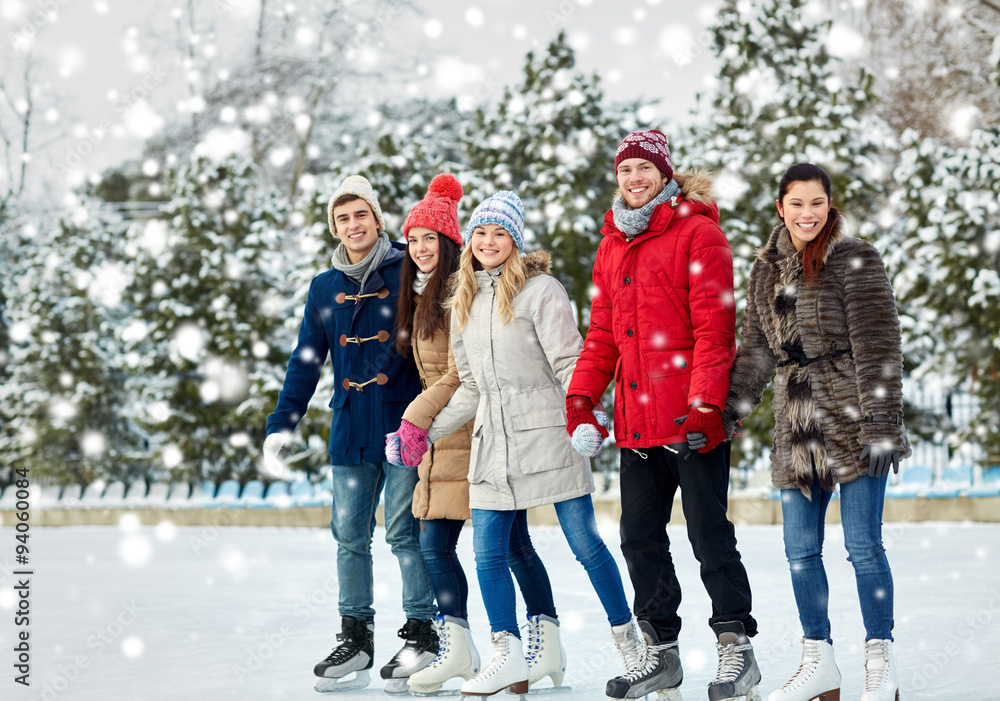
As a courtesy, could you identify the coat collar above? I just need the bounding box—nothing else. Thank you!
[758,211,845,267]
[601,169,720,243]
[473,250,552,287]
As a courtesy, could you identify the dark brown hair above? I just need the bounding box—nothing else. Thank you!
[330,194,364,234]
[777,163,840,284]
[395,236,461,356]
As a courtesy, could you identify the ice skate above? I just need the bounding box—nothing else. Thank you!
[610,617,644,676]
[313,616,374,693]
[522,614,569,692]
[860,639,899,701]
[767,638,840,701]
[605,620,683,700]
[408,616,481,696]
[708,621,762,701]
[460,631,529,697]
[379,617,439,694]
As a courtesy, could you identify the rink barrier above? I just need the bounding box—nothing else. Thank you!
[1,483,999,527]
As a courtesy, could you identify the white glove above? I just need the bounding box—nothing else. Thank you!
[261,432,292,479]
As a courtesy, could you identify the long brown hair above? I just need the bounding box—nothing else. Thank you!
[395,236,461,355]
[777,163,840,284]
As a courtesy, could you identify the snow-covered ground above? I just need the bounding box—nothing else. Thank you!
[2,520,998,700]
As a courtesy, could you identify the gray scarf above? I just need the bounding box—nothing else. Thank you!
[612,179,682,237]
[331,232,393,290]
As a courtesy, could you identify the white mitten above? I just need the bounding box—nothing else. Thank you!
[262,432,292,479]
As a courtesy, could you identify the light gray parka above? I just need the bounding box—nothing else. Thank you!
[428,251,594,511]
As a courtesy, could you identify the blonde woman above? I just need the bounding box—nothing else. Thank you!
[385,175,560,695]
[393,191,641,697]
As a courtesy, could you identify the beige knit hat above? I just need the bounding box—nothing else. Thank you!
[327,175,385,235]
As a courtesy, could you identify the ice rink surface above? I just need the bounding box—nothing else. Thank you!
[2,519,998,700]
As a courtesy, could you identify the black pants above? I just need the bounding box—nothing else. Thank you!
[619,442,757,642]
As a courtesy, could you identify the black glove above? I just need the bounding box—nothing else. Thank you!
[673,414,706,460]
[860,445,900,478]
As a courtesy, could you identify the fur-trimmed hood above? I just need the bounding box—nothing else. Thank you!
[611,168,715,208]
[523,249,552,279]
[605,168,720,237]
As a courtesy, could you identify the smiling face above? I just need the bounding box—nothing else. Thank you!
[776,180,832,251]
[616,157,669,209]
[407,227,441,274]
[470,223,515,271]
[332,197,380,263]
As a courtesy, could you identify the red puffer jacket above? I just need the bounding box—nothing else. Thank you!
[567,170,736,449]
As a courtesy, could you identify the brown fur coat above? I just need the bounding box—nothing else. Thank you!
[725,217,911,494]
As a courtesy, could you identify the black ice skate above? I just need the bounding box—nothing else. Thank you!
[379,618,439,695]
[708,621,762,701]
[313,616,374,693]
[605,620,683,700]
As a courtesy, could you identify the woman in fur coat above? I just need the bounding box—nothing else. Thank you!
[724,163,910,701]
[390,190,639,698]
[385,175,559,695]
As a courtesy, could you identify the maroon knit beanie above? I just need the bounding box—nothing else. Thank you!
[402,174,464,247]
[614,129,673,181]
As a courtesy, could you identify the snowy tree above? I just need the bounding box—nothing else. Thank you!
[0,200,144,486]
[684,0,892,468]
[140,0,414,201]
[887,126,1000,465]
[826,0,1000,143]
[122,154,290,482]
[462,32,651,331]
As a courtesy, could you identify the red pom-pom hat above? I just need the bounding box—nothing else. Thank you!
[402,173,464,247]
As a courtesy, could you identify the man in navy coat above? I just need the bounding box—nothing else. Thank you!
[263,175,437,692]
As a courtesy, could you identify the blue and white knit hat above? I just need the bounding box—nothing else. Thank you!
[464,190,525,252]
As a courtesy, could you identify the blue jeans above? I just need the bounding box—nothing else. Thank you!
[781,474,894,643]
[329,461,436,622]
[420,516,556,621]
[472,495,631,636]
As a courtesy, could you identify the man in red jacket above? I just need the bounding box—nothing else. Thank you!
[567,130,760,701]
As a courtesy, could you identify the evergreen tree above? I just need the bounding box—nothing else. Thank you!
[0,201,144,486]
[887,124,1000,465]
[462,31,651,330]
[685,0,891,469]
[122,154,290,483]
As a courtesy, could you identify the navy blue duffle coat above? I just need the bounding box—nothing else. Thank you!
[266,242,421,465]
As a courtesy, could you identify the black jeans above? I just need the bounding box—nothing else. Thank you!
[619,442,757,642]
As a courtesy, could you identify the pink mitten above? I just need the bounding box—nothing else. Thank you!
[398,420,430,467]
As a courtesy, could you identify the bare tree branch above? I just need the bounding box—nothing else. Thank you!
[976,0,1000,16]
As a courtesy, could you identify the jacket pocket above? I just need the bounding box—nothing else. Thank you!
[380,386,417,435]
[511,408,575,475]
[468,424,486,484]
